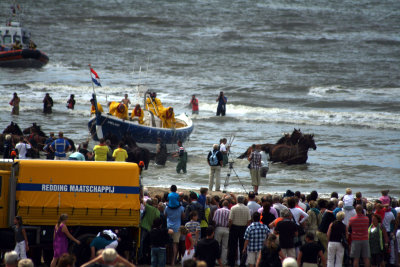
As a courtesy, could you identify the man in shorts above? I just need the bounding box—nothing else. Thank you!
[349,205,371,267]
[165,203,185,266]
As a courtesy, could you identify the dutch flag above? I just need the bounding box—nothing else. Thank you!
[90,67,102,87]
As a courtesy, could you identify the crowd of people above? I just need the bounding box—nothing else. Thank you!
[3,185,400,267]
[137,186,400,267]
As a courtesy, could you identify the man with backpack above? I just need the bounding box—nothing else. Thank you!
[207,144,223,192]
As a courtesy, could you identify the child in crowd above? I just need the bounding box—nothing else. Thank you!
[180,226,194,266]
[168,185,180,209]
[12,216,29,260]
[198,187,208,208]
[185,211,201,244]
[379,190,390,207]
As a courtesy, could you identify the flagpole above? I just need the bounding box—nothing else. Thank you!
[88,64,98,114]
[88,64,103,140]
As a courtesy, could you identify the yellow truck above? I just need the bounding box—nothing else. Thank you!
[0,160,141,265]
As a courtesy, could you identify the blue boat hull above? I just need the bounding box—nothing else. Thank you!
[88,113,194,146]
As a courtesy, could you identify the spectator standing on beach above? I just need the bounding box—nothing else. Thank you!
[207,144,223,191]
[306,200,322,241]
[185,211,201,244]
[15,137,32,160]
[93,138,110,161]
[12,216,29,260]
[66,94,75,110]
[51,132,71,160]
[348,205,371,267]
[219,138,229,166]
[247,191,261,216]
[227,195,251,267]
[185,192,205,224]
[274,209,298,258]
[165,200,185,266]
[343,188,356,225]
[216,91,227,116]
[213,200,231,265]
[248,144,262,195]
[3,134,13,159]
[256,233,285,267]
[243,212,270,267]
[150,217,173,267]
[317,201,336,256]
[50,214,80,267]
[43,93,53,114]
[194,226,222,267]
[297,232,326,267]
[4,251,18,267]
[139,199,160,264]
[368,213,388,267]
[112,142,128,162]
[326,211,347,267]
[189,95,199,115]
[10,92,20,115]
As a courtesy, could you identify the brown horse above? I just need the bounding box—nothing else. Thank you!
[122,136,151,170]
[23,123,46,137]
[269,134,316,164]
[3,122,23,136]
[237,128,302,159]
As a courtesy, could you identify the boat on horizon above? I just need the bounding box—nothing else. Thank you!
[0,3,49,68]
[88,90,194,151]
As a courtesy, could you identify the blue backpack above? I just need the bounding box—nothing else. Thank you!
[209,150,219,166]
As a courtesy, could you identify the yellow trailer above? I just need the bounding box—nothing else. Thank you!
[0,160,141,265]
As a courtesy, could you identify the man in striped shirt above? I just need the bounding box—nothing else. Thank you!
[349,205,370,267]
[213,200,231,265]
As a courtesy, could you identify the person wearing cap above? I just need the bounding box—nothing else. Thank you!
[207,144,223,191]
[108,101,128,120]
[90,99,103,114]
[189,95,199,115]
[9,92,20,115]
[50,132,71,160]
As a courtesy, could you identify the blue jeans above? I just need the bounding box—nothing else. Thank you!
[151,247,166,267]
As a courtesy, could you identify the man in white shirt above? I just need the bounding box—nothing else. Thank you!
[15,137,32,159]
[219,138,229,166]
[246,191,261,216]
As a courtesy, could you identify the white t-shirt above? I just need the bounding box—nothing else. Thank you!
[343,194,354,207]
[383,211,395,232]
[15,142,31,159]
[220,143,226,152]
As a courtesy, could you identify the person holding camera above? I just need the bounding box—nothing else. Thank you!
[208,144,223,191]
[216,91,227,116]
[15,137,32,159]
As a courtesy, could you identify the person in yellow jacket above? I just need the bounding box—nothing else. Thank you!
[130,104,144,124]
[90,99,104,114]
[145,92,164,116]
[109,101,128,120]
[160,107,176,128]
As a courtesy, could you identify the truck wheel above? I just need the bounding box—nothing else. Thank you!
[71,233,95,266]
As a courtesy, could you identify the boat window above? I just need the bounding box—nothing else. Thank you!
[3,34,11,44]
[13,34,21,43]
